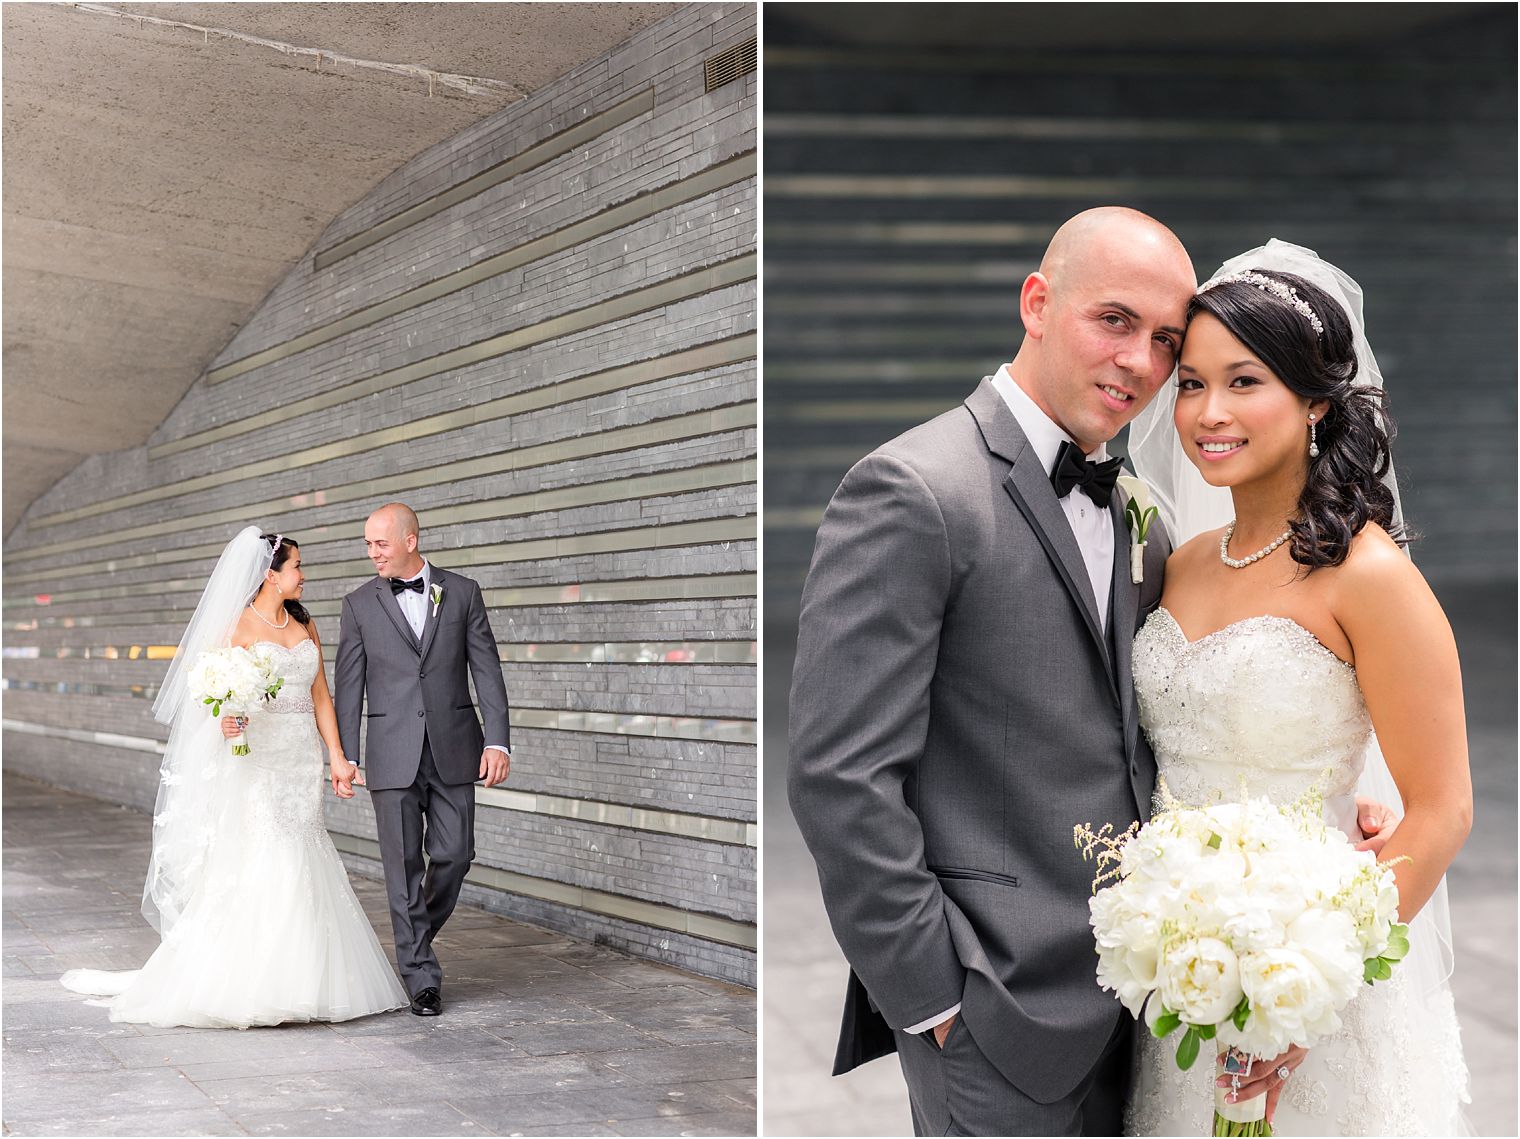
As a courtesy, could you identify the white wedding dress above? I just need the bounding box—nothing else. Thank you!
[1125,609,1469,1136]
[61,639,408,1028]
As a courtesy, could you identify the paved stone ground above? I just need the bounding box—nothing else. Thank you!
[2,770,755,1137]
[763,581,1517,1136]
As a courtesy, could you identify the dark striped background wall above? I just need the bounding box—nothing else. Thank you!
[763,4,1516,661]
[3,2,757,985]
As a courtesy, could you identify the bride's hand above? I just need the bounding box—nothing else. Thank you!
[1217,1044,1308,1124]
[220,715,247,739]
[1353,796,1400,854]
[329,757,363,798]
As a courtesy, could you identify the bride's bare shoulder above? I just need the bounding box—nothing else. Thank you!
[1329,522,1446,635]
[1334,522,1422,590]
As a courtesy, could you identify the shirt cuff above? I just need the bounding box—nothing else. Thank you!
[484,744,511,757]
[905,1003,961,1035]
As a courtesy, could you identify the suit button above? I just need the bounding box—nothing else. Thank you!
[417,711,424,718]
[419,672,426,678]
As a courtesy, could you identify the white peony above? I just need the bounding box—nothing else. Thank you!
[1287,909,1365,1006]
[1227,947,1341,1056]
[1157,936,1243,1026]
[1081,787,1407,1082]
[187,646,265,717]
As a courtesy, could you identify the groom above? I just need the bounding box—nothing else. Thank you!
[335,502,511,1017]
[789,207,1202,1135]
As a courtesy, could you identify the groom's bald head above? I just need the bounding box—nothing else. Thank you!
[1040,207,1194,291]
[364,502,424,579]
[1008,207,1196,452]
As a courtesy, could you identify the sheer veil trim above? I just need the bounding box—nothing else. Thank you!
[1128,239,1460,1042]
[142,525,274,935]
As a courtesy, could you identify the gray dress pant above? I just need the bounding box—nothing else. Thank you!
[368,739,475,996]
[894,1013,1133,1136]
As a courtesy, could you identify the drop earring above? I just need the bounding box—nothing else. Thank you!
[1308,414,1319,459]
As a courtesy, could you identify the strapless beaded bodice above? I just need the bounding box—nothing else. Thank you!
[255,639,318,714]
[1132,608,1371,818]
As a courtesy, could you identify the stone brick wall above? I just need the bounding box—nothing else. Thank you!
[3,2,757,985]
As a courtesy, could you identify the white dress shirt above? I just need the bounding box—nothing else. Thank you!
[394,559,433,639]
[991,365,1114,632]
[906,369,1117,1038]
[395,559,509,759]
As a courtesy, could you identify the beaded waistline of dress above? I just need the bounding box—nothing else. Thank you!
[264,695,315,715]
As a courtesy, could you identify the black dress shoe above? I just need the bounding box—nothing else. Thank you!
[409,987,442,1016]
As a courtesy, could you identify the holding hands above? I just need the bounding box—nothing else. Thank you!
[330,755,364,798]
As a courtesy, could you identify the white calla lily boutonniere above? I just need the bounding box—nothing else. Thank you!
[430,582,444,617]
[1117,475,1159,585]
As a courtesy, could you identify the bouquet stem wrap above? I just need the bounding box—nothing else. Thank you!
[1214,1043,1269,1136]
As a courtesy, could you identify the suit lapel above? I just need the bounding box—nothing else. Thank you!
[1109,499,1141,740]
[967,380,1110,671]
[418,567,444,663]
[373,577,421,654]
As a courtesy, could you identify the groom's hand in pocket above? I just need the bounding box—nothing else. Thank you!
[931,1013,957,1049]
[480,748,510,788]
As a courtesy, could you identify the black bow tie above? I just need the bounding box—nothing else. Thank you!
[390,576,425,595]
[1050,441,1123,507]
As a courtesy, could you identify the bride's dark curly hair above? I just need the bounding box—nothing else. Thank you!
[1188,270,1408,569]
[260,534,312,627]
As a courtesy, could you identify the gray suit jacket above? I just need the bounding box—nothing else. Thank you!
[335,566,511,792]
[788,379,1168,1104]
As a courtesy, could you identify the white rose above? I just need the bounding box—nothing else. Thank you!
[1156,936,1243,1026]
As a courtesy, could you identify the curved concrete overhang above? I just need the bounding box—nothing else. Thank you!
[2,1,682,535]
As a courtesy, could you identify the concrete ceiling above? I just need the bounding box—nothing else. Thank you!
[2,1,682,536]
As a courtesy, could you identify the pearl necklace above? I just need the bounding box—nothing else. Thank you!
[1219,521,1293,569]
[248,602,290,629]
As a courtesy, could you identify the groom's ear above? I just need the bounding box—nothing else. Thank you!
[1020,272,1051,339]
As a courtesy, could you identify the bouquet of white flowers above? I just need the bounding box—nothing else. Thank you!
[1076,787,1409,1136]
[187,645,285,756]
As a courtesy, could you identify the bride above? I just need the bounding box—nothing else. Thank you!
[1126,242,1471,1134]
[61,527,408,1027]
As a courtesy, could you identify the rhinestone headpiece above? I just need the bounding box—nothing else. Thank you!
[1199,271,1324,337]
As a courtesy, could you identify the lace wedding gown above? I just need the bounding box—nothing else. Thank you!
[61,640,408,1028]
[1125,609,1469,1136]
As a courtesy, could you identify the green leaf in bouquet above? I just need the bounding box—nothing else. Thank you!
[1206,832,1222,850]
[1152,1010,1182,1038]
[1363,956,1394,983]
[1176,1025,1201,1070]
[1197,1022,1217,1041]
[1230,995,1251,1031]
[1383,924,1410,961]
